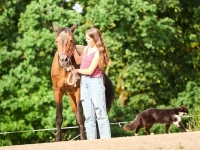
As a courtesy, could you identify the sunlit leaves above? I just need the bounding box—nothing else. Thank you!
[1,0,200,144]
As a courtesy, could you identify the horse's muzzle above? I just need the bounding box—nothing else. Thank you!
[59,52,70,67]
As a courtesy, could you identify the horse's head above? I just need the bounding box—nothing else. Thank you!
[53,24,77,68]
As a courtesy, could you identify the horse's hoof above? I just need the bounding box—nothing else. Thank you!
[56,137,62,142]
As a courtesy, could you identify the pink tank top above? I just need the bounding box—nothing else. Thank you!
[80,47,103,77]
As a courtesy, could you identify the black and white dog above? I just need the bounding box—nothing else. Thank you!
[124,105,189,135]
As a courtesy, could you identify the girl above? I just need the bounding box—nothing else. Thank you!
[72,28,111,140]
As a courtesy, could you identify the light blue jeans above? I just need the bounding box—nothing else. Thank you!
[80,75,111,140]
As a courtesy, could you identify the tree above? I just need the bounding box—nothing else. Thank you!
[1,0,200,145]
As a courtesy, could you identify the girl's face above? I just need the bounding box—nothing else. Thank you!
[85,34,95,47]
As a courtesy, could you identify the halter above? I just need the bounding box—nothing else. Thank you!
[58,31,75,68]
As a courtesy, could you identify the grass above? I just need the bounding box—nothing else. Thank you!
[187,106,200,131]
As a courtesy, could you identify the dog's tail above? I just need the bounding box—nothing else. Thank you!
[124,116,140,131]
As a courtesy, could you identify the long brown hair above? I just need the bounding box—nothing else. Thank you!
[86,28,109,69]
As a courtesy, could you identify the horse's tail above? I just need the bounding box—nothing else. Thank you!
[123,116,140,131]
[103,72,115,112]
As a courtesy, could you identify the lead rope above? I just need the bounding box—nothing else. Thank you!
[66,65,80,87]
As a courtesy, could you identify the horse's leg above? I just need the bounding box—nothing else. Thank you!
[54,90,64,142]
[69,96,99,139]
[68,91,86,140]
[96,121,100,139]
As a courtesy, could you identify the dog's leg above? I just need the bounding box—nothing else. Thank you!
[173,115,188,132]
[145,127,151,135]
[178,122,188,132]
[165,124,171,133]
[145,124,153,135]
[135,127,141,136]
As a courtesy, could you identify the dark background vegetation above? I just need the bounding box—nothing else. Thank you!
[0,0,200,146]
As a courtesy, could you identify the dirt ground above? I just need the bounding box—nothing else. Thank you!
[0,131,200,150]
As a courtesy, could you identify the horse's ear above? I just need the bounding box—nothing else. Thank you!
[53,24,59,32]
[70,24,77,32]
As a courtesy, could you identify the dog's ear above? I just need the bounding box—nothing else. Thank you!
[180,104,184,110]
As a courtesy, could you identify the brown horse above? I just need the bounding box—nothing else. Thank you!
[51,24,115,141]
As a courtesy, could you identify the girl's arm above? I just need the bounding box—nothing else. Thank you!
[73,46,87,64]
[72,51,99,75]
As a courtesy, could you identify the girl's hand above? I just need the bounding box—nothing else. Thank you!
[71,69,78,74]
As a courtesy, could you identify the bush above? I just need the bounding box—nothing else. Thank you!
[187,106,200,131]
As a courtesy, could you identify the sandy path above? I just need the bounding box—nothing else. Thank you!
[0,131,200,150]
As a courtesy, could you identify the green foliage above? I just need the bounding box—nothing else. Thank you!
[188,106,200,131]
[1,0,200,146]
[173,81,200,108]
